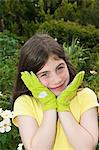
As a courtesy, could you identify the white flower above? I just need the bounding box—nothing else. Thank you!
[54,38,57,41]
[0,109,13,133]
[0,118,11,127]
[17,143,24,150]
[0,108,3,114]
[3,118,11,125]
[0,118,11,133]
[0,91,3,96]
[0,120,5,127]
[38,91,48,98]
[0,126,5,133]
[0,109,13,119]
[35,4,38,7]
[0,124,11,133]
[6,125,11,132]
[90,70,97,75]
[77,40,80,44]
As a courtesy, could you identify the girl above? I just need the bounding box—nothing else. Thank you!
[12,33,98,150]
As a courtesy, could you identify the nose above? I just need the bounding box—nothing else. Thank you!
[50,72,62,85]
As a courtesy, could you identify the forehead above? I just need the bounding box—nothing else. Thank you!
[39,55,66,71]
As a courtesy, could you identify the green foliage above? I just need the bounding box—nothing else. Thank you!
[0,0,99,37]
[0,126,21,150]
[76,0,99,28]
[0,29,98,149]
[54,1,77,21]
[0,30,19,96]
[0,31,21,150]
[38,20,99,48]
[0,94,11,110]
[63,38,99,98]
[0,0,99,148]
[0,0,41,36]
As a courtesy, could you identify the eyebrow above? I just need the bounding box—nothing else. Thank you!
[36,71,49,76]
[37,63,65,76]
[56,63,65,70]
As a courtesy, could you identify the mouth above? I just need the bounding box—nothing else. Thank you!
[50,83,65,90]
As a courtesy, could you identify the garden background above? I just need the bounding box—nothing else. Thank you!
[0,0,99,149]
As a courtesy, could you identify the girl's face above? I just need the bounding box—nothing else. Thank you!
[36,55,70,96]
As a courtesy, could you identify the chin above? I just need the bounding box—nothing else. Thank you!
[50,81,68,96]
[51,90,62,96]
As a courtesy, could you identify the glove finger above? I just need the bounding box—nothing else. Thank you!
[70,71,85,91]
[59,71,85,98]
[30,71,45,89]
[21,71,31,84]
[21,71,34,91]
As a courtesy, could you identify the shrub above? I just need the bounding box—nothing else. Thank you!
[0,30,22,150]
[38,20,99,48]
[0,27,98,149]
[0,30,19,96]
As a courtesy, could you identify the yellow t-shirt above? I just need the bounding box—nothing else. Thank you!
[12,88,98,150]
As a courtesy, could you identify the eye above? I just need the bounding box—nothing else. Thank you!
[40,72,49,78]
[56,65,65,74]
[57,66,65,70]
[41,73,47,77]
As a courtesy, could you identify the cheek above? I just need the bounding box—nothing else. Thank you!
[62,69,70,83]
[38,78,48,87]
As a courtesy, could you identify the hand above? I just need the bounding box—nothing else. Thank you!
[57,71,85,112]
[21,71,57,111]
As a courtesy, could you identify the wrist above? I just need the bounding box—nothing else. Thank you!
[44,109,57,120]
[58,111,71,122]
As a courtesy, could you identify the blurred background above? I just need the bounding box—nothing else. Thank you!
[0,0,99,149]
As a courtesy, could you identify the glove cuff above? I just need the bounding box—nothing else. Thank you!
[57,100,70,112]
[43,101,57,111]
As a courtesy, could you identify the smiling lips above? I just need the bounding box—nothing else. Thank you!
[50,82,65,90]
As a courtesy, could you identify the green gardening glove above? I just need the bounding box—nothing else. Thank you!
[57,71,85,112]
[21,71,57,111]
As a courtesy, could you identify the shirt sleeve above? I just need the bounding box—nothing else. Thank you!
[78,88,99,115]
[12,95,36,127]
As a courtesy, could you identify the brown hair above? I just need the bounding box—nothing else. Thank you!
[12,33,76,102]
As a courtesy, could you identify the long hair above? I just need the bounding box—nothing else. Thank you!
[12,33,76,102]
